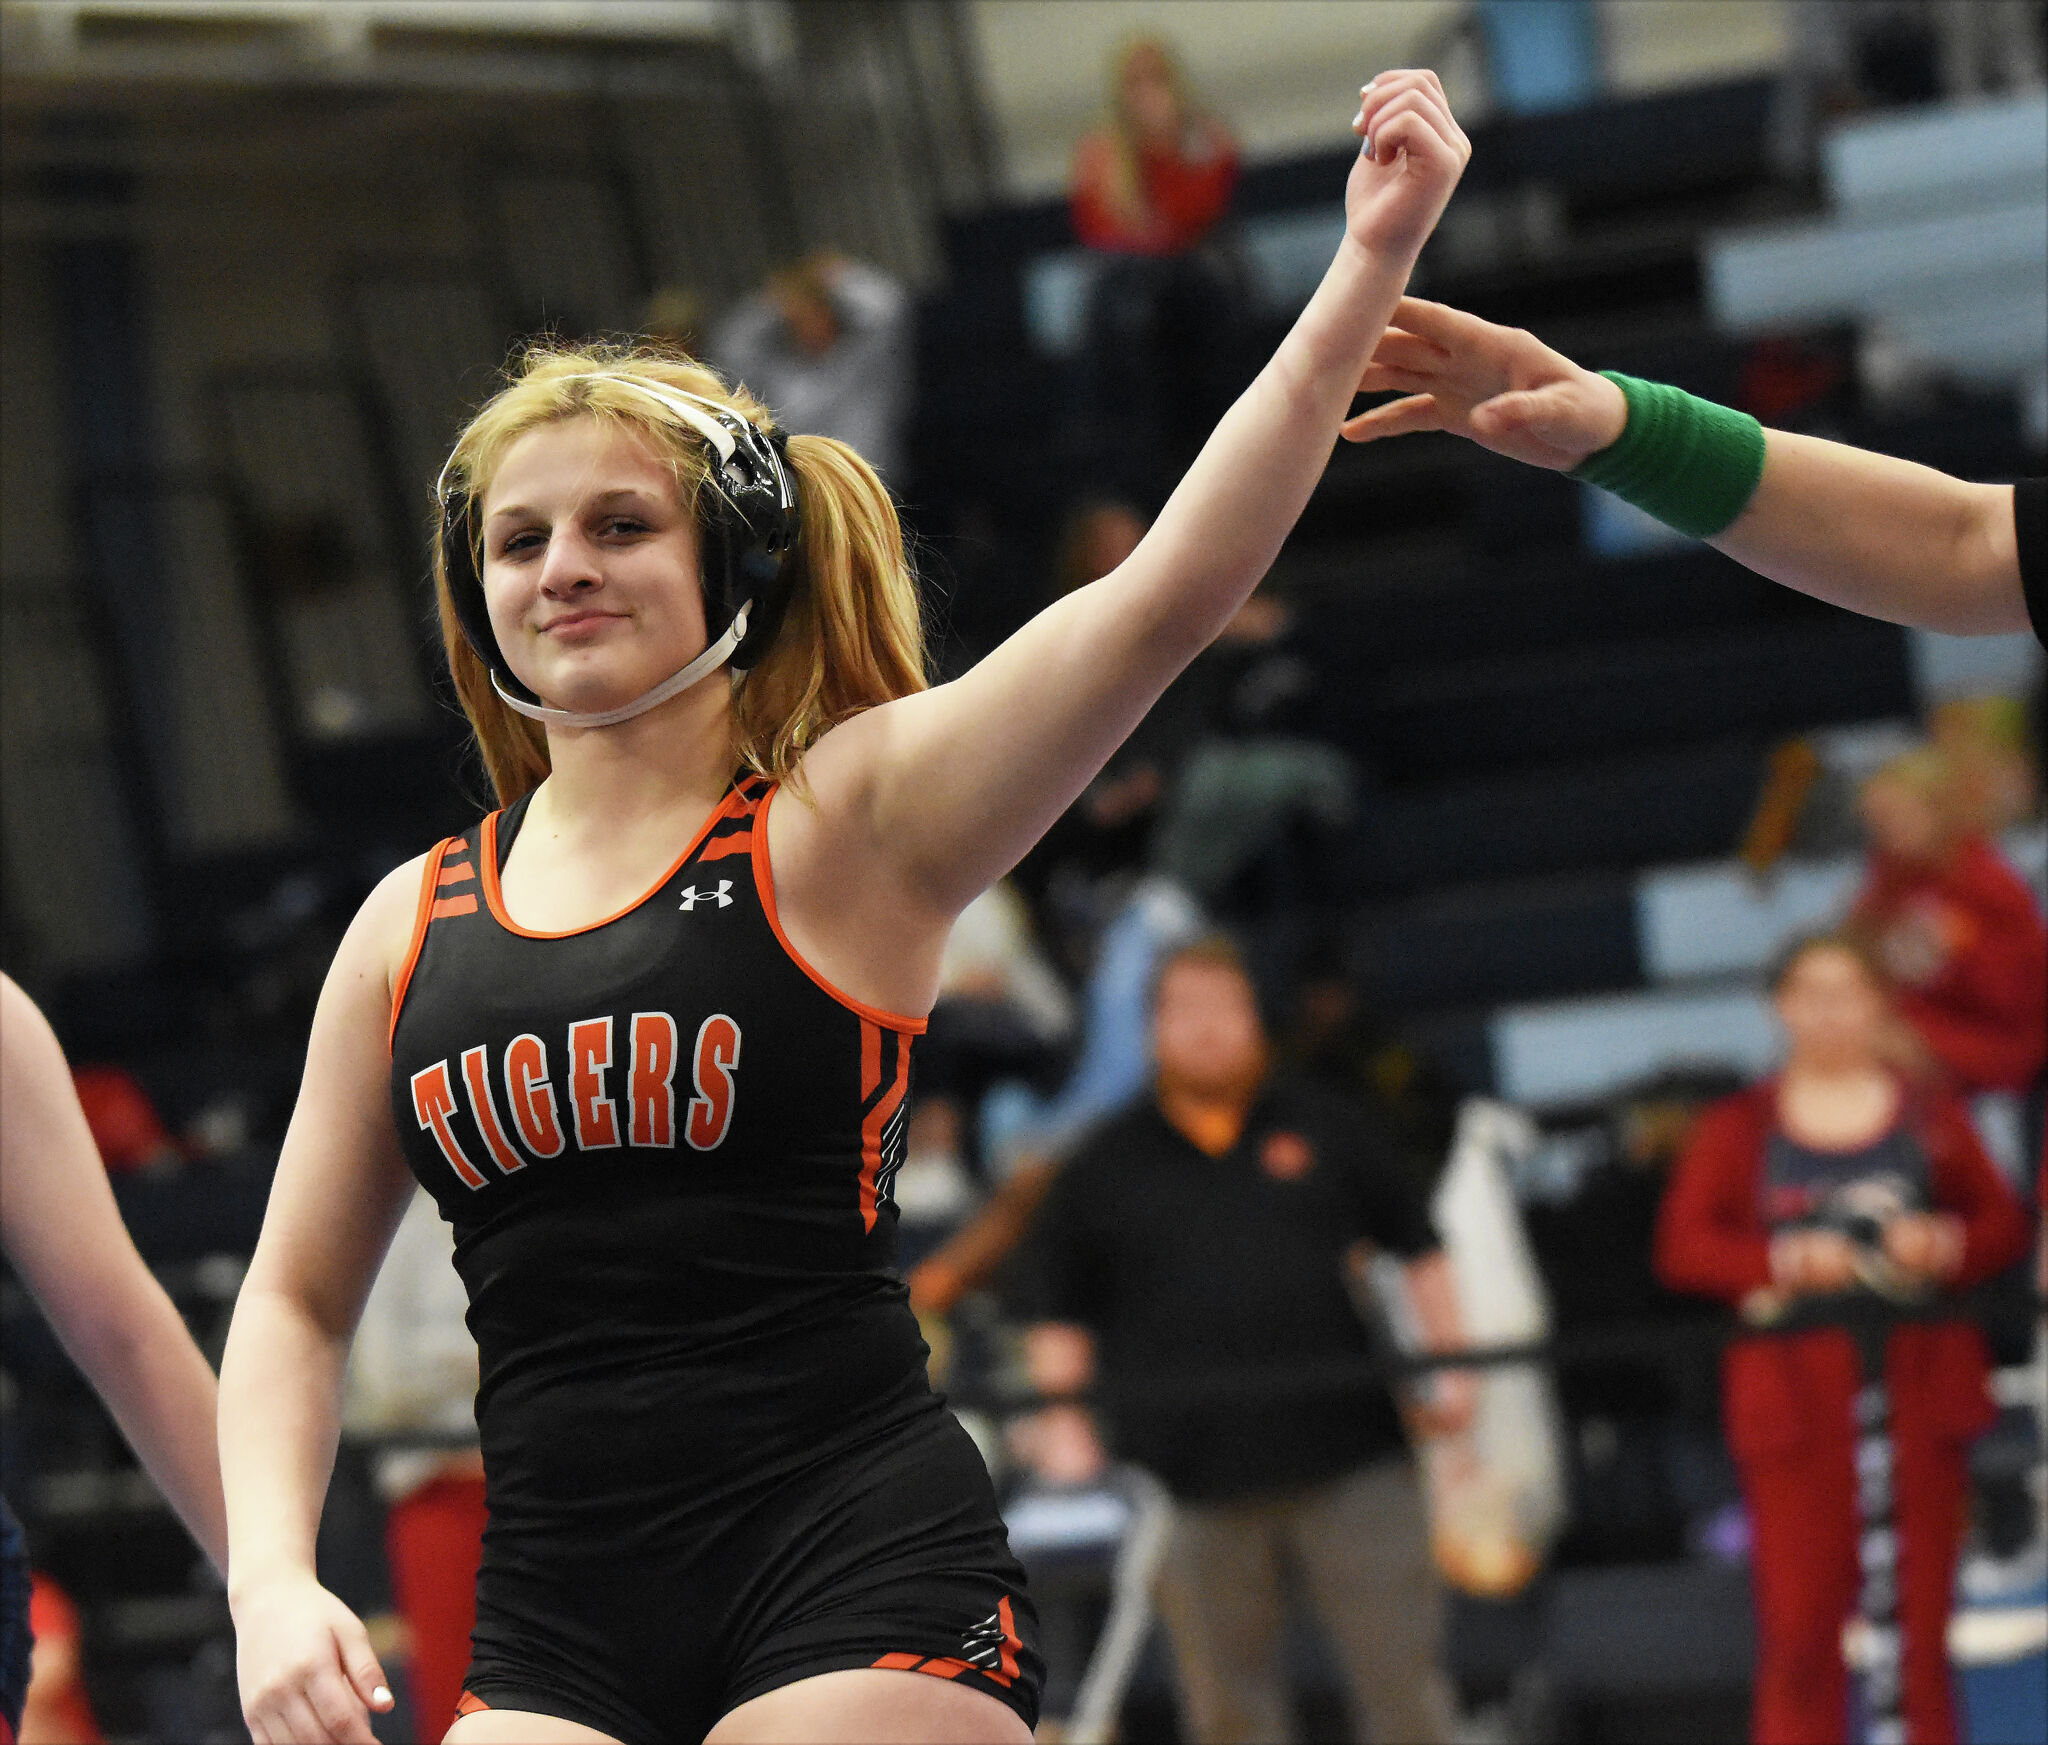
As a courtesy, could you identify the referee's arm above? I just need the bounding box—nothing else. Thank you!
[1346,297,2040,639]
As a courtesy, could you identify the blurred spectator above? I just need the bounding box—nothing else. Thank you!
[1015,937,1467,1744]
[68,1065,178,1175]
[1521,1068,1746,1564]
[1068,38,1242,492]
[1655,933,2030,1745]
[343,1189,483,1742]
[1278,960,1460,1203]
[18,1575,103,1745]
[1850,749,2047,1095]
[1929,695,2039,838]
[1070,38,1237,257]
[709,251,911,485]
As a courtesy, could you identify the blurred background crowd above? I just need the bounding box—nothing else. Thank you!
[0,2,2043,1741]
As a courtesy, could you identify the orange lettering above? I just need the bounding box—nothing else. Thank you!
[628,1012,679,1148]
[411,1060,486,1189]
[685,1014,741,1151]
[567,1017,620,1150]
[503,1033,565,1159]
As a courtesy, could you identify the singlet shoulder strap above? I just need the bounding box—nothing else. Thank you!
[388,827,489,1051]
[685,772,772,867]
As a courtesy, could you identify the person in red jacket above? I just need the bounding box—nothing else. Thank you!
[1851,749,2047,1094]
[1067,37,1242,494]
[1656,934,2031,1745]
[1069,38,1238,258]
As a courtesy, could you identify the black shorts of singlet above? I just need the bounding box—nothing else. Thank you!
[0,1495,30,1742]
[458,1405,1042,1743]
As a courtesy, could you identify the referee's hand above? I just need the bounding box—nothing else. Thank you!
[1342,296,1628,469]
[233,1570,394,1744]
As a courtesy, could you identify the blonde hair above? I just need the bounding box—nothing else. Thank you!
[433,341,928,807]
[1100,35,1195,231]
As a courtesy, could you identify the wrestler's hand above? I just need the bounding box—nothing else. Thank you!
[1882,1212,1965,1284]
[1770,1228,1859,1295]
[1409,1366,1479,1440]
[1345,71,1472,262]
[1342,297,1628,467]
[232,1570,393,1744]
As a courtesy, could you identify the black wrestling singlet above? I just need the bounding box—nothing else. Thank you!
[387,774,931,1530]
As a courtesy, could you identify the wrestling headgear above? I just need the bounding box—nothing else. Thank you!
[436,374,800,729]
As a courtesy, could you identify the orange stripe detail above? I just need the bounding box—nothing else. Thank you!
[455,1692,491,1716]
[859,1028,911,1233]
[438,860,475,886]
[751,784,927,1035]
[911,1657,974,1681]
[861,1018,882,1102]
[696,831,754,862]
[479,786,746,940]
[431,893,478,920]
[997,1596,1021,1683]
[871,1652,925,1672]
[389,837,457,1054]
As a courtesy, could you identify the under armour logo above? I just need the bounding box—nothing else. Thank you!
[678,880,734,911]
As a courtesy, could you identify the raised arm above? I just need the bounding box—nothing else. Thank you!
[217,862,425,1744]
[1343,297,2029,636]
[801,72,1470,919]
[0,975,230,1574]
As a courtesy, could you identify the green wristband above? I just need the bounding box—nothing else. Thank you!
[1569,371,1767,540]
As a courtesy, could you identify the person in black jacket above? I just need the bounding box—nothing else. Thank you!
[1017,937,1471,1745]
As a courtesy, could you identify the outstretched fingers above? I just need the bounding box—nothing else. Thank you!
[1364,327,1452,377]
[1340,394,1445,443]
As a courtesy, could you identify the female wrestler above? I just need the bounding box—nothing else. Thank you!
[216,69,1470,1745]
[0,974,231,1742]
[1655,935,2029,1745]
[1342,296,2044,642]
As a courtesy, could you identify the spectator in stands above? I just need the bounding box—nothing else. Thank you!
[1343,297,2045,644]
[0,975,230,1745]
[1930,695,2039,839]
[1850,748,2048,1096]
[68,1063,181,1174]
[708,251,912,486]
[1016,936,1470,1745]
[1656,933,2030,1745]
[1069,37,1243,492]
[1278,956,1459,1202]
[16,1575,103,1745]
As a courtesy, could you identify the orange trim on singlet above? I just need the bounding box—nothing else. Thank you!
[389,836,459,1054]
[750,784,928,1036]
[454,1691,491,1717]
[431,893,478,920]
[858,1017,913,1234]
[477,788,747,941]
[437,860,475,886]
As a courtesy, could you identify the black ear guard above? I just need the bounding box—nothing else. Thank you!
[437,381,800,703]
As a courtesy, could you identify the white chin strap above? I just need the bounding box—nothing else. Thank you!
[491,603,750,730]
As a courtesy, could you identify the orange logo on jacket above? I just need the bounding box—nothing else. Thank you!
[410,1012,741,1190]
[1260,1130,1315,1181]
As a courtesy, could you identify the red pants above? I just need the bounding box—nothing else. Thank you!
[384,1473,489,1740]
[1741,1428,1971,1745]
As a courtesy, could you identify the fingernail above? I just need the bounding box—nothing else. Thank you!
[373,1687,393,1708]
[1365,135,1376,161]
[1351,107,1365,129]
